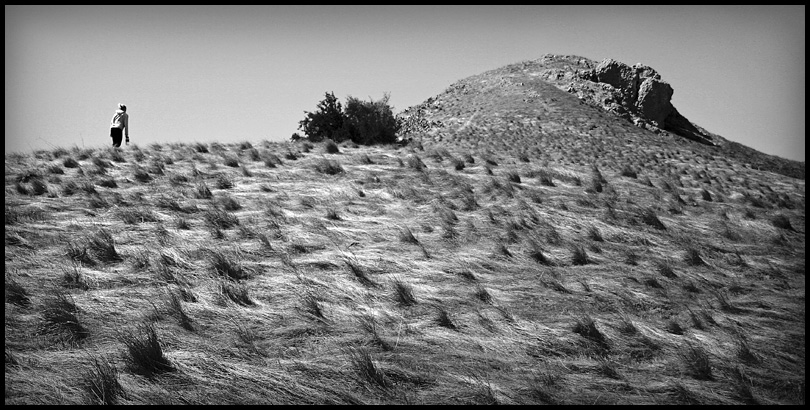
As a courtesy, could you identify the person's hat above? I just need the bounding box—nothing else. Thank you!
[118,103,126,111]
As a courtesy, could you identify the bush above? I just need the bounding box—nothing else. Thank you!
[298,91,400,145]
[343,93,400,145]
[297,92,348,143]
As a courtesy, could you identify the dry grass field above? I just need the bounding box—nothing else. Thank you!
[5,130,804,404]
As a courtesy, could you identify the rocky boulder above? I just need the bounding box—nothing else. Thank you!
[574,57,712,144]
[585,58,674,128]
[636,76,673,127]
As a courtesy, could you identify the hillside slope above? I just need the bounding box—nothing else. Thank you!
[398,54,804,180]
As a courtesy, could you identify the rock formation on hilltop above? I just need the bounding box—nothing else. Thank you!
[399,54,715,146]
[397,54,803,179]
[568,57,714,145]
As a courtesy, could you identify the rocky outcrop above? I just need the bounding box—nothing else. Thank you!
[576,58,713,145]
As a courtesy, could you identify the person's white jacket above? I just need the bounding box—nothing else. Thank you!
[111,109,129,138]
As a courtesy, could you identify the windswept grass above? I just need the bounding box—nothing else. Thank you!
[4,137,804,405]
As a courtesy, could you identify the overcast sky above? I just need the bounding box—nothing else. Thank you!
[5,5,805,162]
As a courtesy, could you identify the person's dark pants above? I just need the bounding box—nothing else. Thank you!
[111,128,123,147]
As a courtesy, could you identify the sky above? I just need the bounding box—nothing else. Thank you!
[5,5,805,162]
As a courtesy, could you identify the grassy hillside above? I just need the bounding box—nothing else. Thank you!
[398,54,805,180]
[5,137,804,404]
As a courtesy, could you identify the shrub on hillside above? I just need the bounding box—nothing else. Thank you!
[343,94,399,145]
[297,92,348,143]
[298,91,400,145]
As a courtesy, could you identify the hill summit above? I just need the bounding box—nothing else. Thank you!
[398,54,803,179]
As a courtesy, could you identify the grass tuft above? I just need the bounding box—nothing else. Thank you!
[121,322,175,378]
[571,245,590,265]
[66,242,97,267]
[572,315,609,351]
[324,139,340,154]
[300,292,327,321]
[347,346,390,389]
[475,284,493,304]
[435,306,458,330]
[398,226,420,244]
[358,314,392,351]
[656,260,677,278]
[219,280,254,306]
[203,207,240,229]
[771,213,794,231]
[586,225,603,242]
[679,343,712,380]
[640,208,666,230]
[392,278,417,306]
[87,228,123,263]
[314,159,344,175]
[195,181,213,199]
[40,291,89,344]
[208,249,249,280]
[83,356,125,405]
[5,277,32,307]
[528,242,553,266]
[683,247,705,266]
[344,258,378,288]
[665,318,684,335]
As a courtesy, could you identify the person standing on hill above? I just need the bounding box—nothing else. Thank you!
[110,103,130,147]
